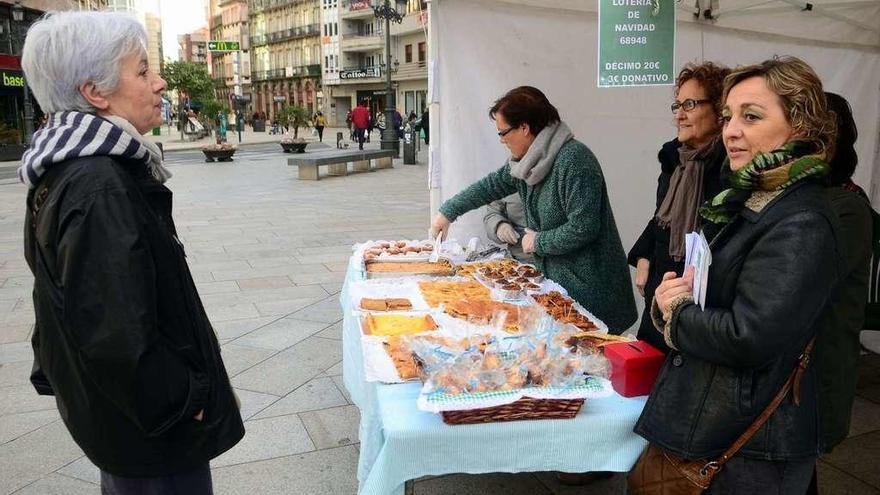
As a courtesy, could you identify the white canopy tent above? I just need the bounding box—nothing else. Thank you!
[425,0,880,256]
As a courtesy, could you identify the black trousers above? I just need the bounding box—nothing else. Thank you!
[315,126,324,141]
[354,128,366,149]
[100,463,212,495]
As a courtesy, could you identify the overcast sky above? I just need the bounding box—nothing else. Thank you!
[159,0,208,62]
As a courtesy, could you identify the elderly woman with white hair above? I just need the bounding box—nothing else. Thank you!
[19,11,243,494]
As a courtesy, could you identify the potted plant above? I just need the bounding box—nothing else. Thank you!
[277,105,310,153]
[280,135,308,153]
[201,143,237,162]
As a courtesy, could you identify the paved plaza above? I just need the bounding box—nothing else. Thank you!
[0,144,878,494]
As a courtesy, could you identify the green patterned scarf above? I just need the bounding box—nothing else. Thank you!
[699,141,829,224]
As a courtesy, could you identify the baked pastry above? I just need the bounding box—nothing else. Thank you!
[365,259,455,275]
[532,291,597,331]
[443,299,528,333]
[418,279,491,307]
[359,298,413,312]
[362,313,437,336]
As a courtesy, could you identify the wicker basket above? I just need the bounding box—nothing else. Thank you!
[441,397,584,425]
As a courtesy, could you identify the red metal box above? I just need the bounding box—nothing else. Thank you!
[603,341,665,397]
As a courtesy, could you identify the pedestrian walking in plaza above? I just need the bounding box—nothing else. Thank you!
[351,99,370,150]
[314,111,327,142]
[419,107,430,145]
[18,11,244,494]
[366,111,375,143]
[430,86,637,332]
[346,109,354,140]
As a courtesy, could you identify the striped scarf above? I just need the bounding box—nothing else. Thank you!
[699,141,829,224]
[18,111,171,188]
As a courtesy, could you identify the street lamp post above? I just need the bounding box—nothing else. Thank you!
[12,0,35,146]
[373,0,405,154]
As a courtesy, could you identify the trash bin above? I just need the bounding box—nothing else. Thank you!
[151,127,161,136]
[252,119,266,132]
[403,129,418,165]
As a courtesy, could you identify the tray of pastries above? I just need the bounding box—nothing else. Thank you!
[417,279,492,308]
[455,259,522,278]
[362,313,438,337]
[360,297,413,312]
[531,291,605,332]
[364,258,456,278]
[362,240,435,261]
[442,299,537,334]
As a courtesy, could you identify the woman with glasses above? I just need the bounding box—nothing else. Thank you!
[430,86,637,333]
[627,62,730,353]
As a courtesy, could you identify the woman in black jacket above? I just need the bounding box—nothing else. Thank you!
[628,62,729,353]
[639,57,840,493]
[19,11,243,493]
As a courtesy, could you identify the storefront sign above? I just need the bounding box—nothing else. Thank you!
[1,70,24,88]
[340,66,380,80]
[208,40,240,52]
[272,95,287,102]
[350,1,371,11]
[598,0,675,87]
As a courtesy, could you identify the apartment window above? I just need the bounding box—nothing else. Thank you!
[418,42,426,62]
[333,22,338,35]
[405,44,412,63]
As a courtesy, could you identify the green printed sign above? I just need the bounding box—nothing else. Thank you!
[208,40,240,52]
[598,0,675,87]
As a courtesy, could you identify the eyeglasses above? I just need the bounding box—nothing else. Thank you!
[671,99,711,113]
[497,126,517,137]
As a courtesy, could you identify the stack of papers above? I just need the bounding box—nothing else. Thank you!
[684,232,711,310]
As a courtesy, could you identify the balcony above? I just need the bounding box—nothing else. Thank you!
[341,0,376,20]
[250,24,321,47]
[340,32,383,52]
[250,0,309,15]
[251,64,321,82]
[390,11,428,36]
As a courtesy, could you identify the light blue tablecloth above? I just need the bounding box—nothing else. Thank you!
[341,257,648,495]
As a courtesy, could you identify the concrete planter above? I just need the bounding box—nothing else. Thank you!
[0,144,26,162]
[281,142,307,153]
[202,149,236,162]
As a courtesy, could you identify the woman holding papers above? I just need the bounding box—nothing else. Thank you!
[430,86,637,333]
[628,62,730,353]
[632,57,840,493]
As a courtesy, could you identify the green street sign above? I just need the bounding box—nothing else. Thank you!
[208,40,240,52]
[598,0,675,87]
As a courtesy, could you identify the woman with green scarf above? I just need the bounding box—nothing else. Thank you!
[631,57,839,494]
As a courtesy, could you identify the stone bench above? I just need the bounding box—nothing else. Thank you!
[287,149,397,180]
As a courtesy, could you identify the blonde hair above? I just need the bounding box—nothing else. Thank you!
[722,56,836,159]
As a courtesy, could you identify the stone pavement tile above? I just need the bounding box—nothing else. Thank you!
[532,471,626,494]
[202,286,327,306]
[0,420,85,494]
[0,409,59,445]
[296,245,358,257]
[323,262,352,272]
[315,322,343,341]
[2,308,34,327]
[0,324,31,345]
[288,271,345,286]
[321,282,344,295]
[0,384,57,416]
[252,377,348,420]
[212,316,277,341]
[0,341,32,365]
[231,318,330,351]
[219,344,276,378]
[13,473,100,495]
[299,405,360,449]
[254,298,322,317]
[210,266,295,282]
[822,430,880,488]
[246,256,299,269]
[288,297,343,324]
[321,360,343,376]
[331,375,352,404]
[189,271,215,283]
[211,445,359,495]
[1,276,32,289]
[233,388,280,420]
[210,414,315,468]
[232,337,342,396]
[184,260,252,272]
[195,281,241,296]
[202,303,261,322]
[816,460,880,495]
[847,396,880,438]
[414,473,553,495]
[56,455,100,485]
[236,276,295,291]
[0,360,33,387]
[295,252,353,265]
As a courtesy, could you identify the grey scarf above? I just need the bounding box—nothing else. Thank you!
[655,138,718,261]
[509,121,573,185]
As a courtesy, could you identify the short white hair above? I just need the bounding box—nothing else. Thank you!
[21,11,148,113]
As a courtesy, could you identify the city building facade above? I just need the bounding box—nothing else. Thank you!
[319,0,427,127]
[209,0,252,112]
[248,0,322,119]
[178,29,209,63]
[144,11,163,73]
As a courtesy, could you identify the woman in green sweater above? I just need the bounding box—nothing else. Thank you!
[430,86,637,332]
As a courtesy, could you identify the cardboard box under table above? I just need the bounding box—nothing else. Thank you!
[340,254,649,495]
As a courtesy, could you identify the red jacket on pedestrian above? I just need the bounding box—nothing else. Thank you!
[351,106,370,129]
